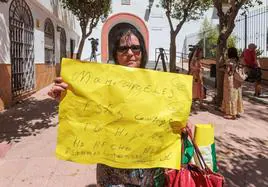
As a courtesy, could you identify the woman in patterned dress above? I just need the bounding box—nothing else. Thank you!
[221,47,244,120]
[189,47,205,108]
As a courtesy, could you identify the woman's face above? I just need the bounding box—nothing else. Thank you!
[116,33,142,68]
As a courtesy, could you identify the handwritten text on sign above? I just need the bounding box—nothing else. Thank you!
[56,58,192,169]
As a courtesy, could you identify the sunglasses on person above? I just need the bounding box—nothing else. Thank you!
[117,45,141,54]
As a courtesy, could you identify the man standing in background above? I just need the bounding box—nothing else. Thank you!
[242,43,262,97]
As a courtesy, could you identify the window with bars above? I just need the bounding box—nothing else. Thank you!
[9,0,35,97]
[121,0,130,5]
[44,18,55,64]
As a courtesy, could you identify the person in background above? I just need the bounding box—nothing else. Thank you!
[88,38,99,62]
[221,47,244,120]
[242,43,262,97]
[189,47,205,109]
[48,28,164,186]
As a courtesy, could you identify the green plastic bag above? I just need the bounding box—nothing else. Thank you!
[182,137,194,164]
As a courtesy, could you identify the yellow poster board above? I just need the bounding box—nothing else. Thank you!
[56,58,193,169]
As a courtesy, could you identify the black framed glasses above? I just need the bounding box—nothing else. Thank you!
[117,45,141,54]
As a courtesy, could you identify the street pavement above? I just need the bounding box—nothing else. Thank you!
[0,83,267,187]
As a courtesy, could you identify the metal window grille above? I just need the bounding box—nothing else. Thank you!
[44,18,55,64]
[9,0,35,98]
[233,6,268,56]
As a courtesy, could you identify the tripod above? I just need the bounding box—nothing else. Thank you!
[154,48,168,72]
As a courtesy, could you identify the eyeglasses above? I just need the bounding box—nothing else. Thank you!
[117,45,141,54]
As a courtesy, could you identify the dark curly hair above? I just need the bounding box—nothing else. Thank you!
[112,28,147,68]
[227,47,239,62]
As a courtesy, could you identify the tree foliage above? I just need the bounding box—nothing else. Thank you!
[60,0,111,59]
[160,0,211,72]
[161,0,212,25]
[213,0,262,105]
[198,18,237,58]
[213,0,262,41]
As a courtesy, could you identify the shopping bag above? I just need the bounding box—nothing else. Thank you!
[165,127,224,187]
[234,65,247,83]
[193,124,218,172]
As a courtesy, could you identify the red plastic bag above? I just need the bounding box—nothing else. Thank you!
[165,127,224,187]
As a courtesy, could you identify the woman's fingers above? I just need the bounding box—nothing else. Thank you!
[48,84,67,100]
[55,82,68,89]
[48,77,68,101]
[54,77,63,84]
[54,77,68,89]
[53,85,67,92]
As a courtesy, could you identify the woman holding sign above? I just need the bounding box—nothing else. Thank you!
[48,28,163,186]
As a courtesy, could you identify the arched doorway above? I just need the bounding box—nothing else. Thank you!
[9,0,34,97]
[101,13,149,63]
[44,18,55,64]
[108,23,141,63]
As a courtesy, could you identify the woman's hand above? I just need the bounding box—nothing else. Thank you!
[48,77,68,101]
[169,121,190,134]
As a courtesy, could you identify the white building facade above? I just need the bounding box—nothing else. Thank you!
[81,0,206,65]
[0,0,212,110]
[0,0,80,110]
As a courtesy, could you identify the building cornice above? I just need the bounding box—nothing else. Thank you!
[27,0,78,35]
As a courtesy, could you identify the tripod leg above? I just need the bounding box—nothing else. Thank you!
[154,55,161,70]
[162,57,167,72]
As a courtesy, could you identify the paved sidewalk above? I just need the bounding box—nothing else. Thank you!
[202,70,268,105]
[176,61,268,104]
[190,89,268,187]
[0,86,96,187]
[0,84,267,187]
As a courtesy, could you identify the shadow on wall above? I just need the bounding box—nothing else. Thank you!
[216,133,268,187]
[58,1,76,30]
[0,14,10,63]
[52,0,76,30]
[0,97,58,143]
[50,0,59,18]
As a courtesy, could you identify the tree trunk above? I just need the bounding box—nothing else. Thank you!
[213,0,242,106]
[216,33,227,106]
[169,32,177,72]
[76,36,86,60]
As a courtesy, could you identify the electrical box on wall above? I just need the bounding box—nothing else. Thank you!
[121,0,130,5]
[36,19,40,28]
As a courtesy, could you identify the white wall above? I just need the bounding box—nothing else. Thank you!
[28,0,80,64]
[0,0,81,64]
[81,0,150,61]
[37,0,77,31]
[81,0,213,62]
[0,2,10,64]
